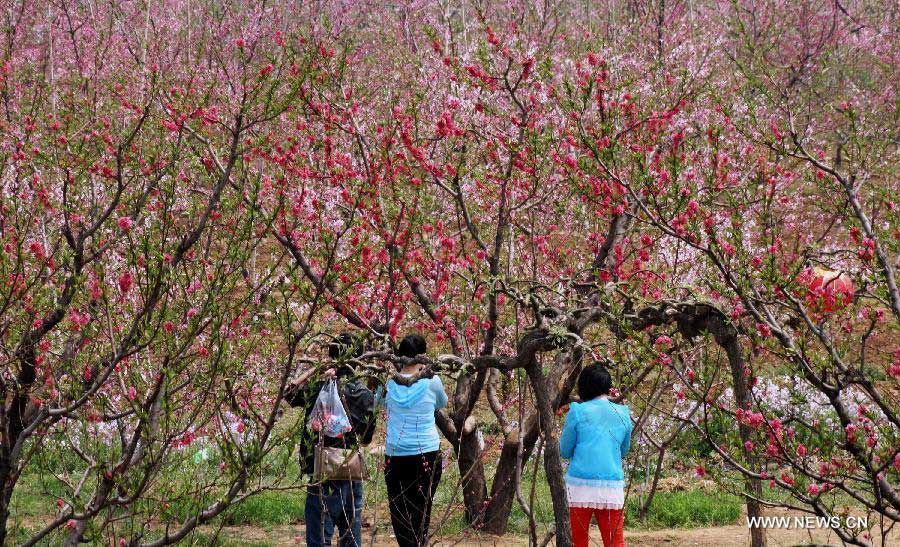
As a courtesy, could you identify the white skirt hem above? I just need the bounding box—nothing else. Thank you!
[566,483,625,510]
[568,502,625,510]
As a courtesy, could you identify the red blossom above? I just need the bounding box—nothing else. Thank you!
[118,271,134,294]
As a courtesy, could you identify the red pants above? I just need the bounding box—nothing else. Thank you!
[569,506,625,547]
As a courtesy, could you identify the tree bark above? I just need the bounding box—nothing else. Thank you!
[525,359,572,546]
[715,317,767,547]
[480,434,521,533]
[457,425,488,526]
[0,454,12,546]
[482,350,583,534]
[639,447,666,521]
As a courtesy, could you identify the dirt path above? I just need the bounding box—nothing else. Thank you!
[623,525,888,546]
[208,517,897,546]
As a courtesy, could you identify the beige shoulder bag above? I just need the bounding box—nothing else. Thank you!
[312,383,369,482]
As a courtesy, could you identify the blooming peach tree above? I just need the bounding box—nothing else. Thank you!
[0,1,896,546]
[0,1,340,544]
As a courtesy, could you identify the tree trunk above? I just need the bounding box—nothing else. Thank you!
[718,322,767,547]
[457,426,488,527]
[435,409,491,528]
[480,433,521,533]
[0,456,13,546]
[1,391,28,546]
[638,447,666,521]
[525,360,572,546]
[482,350,583,534]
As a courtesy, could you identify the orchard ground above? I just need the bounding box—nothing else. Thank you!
[12,431,896,546]
[208,509,900,547]
[18,471,897,546]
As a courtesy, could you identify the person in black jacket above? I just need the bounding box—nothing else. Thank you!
[285,333,376,547]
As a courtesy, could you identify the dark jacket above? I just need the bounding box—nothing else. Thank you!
[285,377,376,476]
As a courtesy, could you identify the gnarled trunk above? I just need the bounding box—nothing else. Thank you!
[479,434,521,533]
[0,456,13,546]
[457,426,489,526]
[525,359,572,546]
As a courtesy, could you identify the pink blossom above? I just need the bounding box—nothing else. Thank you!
[118,271,133,294]
[858,237,876,261]
[28,240,45,259]
[117,217,134,231]
[845,423,857,442]
[743,411,764,429]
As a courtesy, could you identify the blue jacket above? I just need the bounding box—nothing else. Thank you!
[385,376,448,456]
[560,398,632,486]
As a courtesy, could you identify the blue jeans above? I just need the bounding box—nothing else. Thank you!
[305,481,364,547]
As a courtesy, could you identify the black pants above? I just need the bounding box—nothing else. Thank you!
[384,451,442,547]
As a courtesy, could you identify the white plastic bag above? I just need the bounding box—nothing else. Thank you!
[309,379,352,438]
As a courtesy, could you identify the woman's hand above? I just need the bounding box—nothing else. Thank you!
[291,365,321,386]
[291,366,336,388]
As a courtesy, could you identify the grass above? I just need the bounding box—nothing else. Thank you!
[190,531,276,546]
[625,490,742,529]
[223,491,306,526]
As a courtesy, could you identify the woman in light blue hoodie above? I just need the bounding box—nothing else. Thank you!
[560,362,632,547]
[384,334,447,547]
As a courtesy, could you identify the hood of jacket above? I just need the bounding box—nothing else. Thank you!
[387,378,429,408]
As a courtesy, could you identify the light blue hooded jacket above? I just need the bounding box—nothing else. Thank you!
[559,398,632,486]
[384,376,448,456]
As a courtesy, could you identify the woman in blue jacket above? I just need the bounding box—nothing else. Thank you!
[384,334,448,547]
[560,362,632,547]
